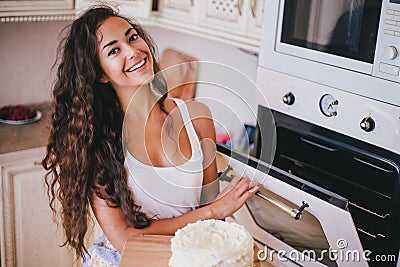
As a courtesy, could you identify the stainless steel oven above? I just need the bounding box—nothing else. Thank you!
[253,106,400,264]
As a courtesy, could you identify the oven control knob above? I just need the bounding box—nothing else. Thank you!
[283,92,295,105]
[319,94,338,117]
[360,117,375,132]
[383,46,398,60]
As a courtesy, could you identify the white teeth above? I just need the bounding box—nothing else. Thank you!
[127,59,146,72]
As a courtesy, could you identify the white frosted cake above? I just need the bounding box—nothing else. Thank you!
[169,219,254,267]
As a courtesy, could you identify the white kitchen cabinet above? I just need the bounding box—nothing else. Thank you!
[156,0,262,52]
[75,0,153,20]
[157,0,196,23]
[0,0,75,22]
[199,0,246,35]
[0,147,102,267]
[198,0,263,50]
[246,0,264,39]
[163,0,193,11]
[198,0,266,50]
[0,147,76,267]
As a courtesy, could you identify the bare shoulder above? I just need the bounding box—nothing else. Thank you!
[185,100,213,119]
[185,100,215,140]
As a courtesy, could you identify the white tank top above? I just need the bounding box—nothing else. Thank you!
[125,98,204,219]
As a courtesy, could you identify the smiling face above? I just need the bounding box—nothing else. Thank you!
[97,16,154,93]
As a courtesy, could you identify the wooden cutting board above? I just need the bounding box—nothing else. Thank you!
[119,235,173,267]
[119,234,265,267]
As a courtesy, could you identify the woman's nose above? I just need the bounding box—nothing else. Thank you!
[125,44,139,59]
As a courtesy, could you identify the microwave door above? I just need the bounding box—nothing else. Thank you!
[275,0,380,75]
[216,147,368,267]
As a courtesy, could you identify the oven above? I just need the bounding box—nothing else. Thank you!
[216,110,400,266]
[214,0,400,266]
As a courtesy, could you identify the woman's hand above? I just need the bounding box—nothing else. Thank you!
[208,177,262,219]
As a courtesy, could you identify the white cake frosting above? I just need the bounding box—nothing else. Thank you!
[169,219,254,267]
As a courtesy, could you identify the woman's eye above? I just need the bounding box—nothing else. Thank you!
[129,34,138,42]
[108,48,119,56]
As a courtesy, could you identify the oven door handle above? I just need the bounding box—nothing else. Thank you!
[219,165,309,220]
[255,191,309,220]
[300,137,339,152]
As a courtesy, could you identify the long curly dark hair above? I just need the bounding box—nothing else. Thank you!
[42,5,168,259]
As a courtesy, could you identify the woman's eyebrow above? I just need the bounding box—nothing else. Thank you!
[101,27,134,52]
[102,40,117,52]
[125,27,133,36]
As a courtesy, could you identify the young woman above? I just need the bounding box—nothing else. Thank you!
[42,5,261,266]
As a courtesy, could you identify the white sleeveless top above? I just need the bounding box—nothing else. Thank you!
[125,98,204,219]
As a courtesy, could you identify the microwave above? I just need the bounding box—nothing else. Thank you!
[259,0,400,107]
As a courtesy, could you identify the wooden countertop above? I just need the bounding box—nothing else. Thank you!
[119,235,173,267]
[0,102,52,154]
[119,235,267,267]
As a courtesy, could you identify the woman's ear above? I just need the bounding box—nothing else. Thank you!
[100,75,109,84]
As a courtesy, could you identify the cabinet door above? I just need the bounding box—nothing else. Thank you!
[246,0,264,39]
[0,0,75,19]
[158,0,196,22]
[75,0,153,19]
[164,0,194,11]
[0,0,73,12]
[200,0,246,34]
[0,157,75,267]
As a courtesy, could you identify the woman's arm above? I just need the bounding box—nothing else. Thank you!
[186,100,220,206]
[91,176,260,253]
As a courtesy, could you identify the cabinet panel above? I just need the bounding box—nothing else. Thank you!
[206,0,241,22]
[0,0,75,20]
[246,0,264,39]
[158,0,196,22]
[75,0,152,19]
[200,0,246,34]
[0,0,73,12]
[1,154,75,267]
[164,0,193,11]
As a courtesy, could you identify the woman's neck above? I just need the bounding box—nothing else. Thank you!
[118,83,163,119]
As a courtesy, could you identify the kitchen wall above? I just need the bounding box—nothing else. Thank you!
[146,26,260,130]
[0,20,69,107]
[0,21,259,129]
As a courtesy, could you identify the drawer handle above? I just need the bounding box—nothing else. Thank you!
[300,137,338,152]
[34,161,42,166]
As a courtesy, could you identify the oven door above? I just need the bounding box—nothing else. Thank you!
[216,144,368,267]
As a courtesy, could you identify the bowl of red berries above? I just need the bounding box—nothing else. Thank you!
[0,105,42,125]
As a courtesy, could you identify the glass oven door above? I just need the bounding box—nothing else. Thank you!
[216,146,368,266]
[276,0,382,74]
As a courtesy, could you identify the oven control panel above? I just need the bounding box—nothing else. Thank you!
[317,94,377,132]
[373,0,400,83]
[257,67,400,154]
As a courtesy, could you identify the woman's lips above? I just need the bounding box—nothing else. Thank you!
[126,58,146,72]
